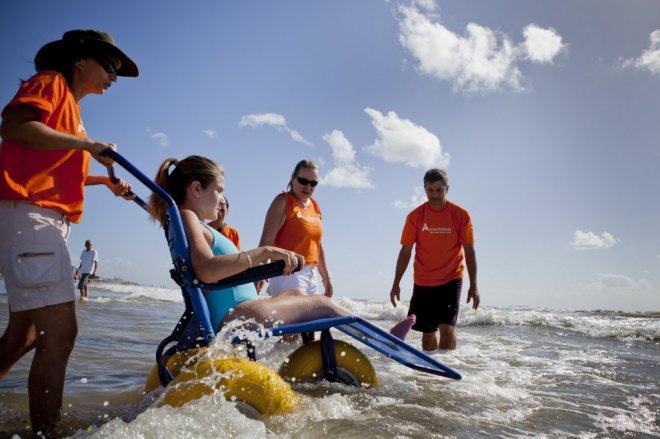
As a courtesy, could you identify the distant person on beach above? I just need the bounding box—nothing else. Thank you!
[208,196,241,250]
[257,160,333,299]
[148,155,416,338]
[74,240,99,300]
[389,169,480,351]
[0,30,138,434]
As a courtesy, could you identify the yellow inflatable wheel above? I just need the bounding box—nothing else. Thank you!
[161,356,297,416]
[145,348,205,393]
[279,340,378,387]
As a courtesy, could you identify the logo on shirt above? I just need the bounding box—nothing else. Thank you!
[421,222,451,234]
[296,212,321,222]
[77,122,86,133]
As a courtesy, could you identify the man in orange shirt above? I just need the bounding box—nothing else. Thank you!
[0,30,137,435]
[208,196,241,250]
[389,169,480,351]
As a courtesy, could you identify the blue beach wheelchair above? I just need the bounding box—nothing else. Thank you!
[105,150,461,416]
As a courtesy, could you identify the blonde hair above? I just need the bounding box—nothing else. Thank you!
[148,155,223,227]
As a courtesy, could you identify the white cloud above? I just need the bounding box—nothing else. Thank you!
[571,230,617,250]
[522,24,565,63]
[146,128,170,147]
[394,185,426,209]
[622,29,660,75]
[239,112,312,146]
[239,113,286,128]
[324,129,355,164]
[397,6,565,93]
[414,0,437,12]
[588,273,652,291]
[321,130,374,189]
[203,129,218,139]
[364,107,449,169]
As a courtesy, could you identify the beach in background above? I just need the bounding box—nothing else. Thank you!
[0,281,658,438]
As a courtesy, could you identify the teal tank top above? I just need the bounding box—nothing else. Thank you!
[200,222,258,330]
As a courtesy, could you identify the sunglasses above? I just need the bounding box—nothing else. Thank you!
[94,57,118,75]
[295,176,319,187]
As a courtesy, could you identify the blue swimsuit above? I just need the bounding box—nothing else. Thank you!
[200,222,258,330]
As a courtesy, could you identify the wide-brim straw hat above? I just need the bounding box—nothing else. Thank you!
[34,29,139,77]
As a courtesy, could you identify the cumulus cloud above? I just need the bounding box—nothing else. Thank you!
[571,230,618,250]
[588,273,652,291]
[522,24,565,63]
[394,185,426,209]
[146,128,170,147]
[203,129,218,139]
[321,130,374,189]
[239,112,312,146]
[622,29,660,75]
[414,0,437,12]
[364,107,449,169]
[398,6,565,93]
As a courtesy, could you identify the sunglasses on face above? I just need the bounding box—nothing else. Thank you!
[94,57,117,75]
[295,176,318,187]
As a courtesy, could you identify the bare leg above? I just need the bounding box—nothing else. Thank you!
[438,324,456,350]
[27,302,78,434]
[421,332,439,351]
[390,314,416,340]
[0,310,37,378]
[221,289,351,330]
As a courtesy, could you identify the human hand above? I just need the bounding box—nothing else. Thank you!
[255,279,267,294]
[467,285,480,310]
[107,177,135,200]
[269,247,304,275]
[389,285,400,308]
[84,140,117,168]
[323,278,333,298]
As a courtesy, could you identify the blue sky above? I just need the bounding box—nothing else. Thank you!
[2,0,659,311]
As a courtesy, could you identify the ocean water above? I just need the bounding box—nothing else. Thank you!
[0,282,658,438]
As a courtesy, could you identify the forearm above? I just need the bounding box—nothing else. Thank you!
[196,246,280,283]
[1,119,92,152]
[392,248,412,287]
[464,245,478,287]
[84,175,112,186]
[317,244,330,279]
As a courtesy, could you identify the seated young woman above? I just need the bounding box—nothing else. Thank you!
[148,155,415,338]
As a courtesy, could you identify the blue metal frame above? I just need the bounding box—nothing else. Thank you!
[103,150,461,387]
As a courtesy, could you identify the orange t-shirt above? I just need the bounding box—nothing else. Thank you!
[0,71,90,223]
[401,201,474,287]
[219,224,241,250]
[274,193,323,266]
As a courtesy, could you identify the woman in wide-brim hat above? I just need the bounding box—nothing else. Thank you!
[0,29,138,435]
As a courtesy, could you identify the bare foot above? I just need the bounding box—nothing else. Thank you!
[390,314,416,340]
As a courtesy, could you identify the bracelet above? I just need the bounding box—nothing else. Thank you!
[242,251,253,268]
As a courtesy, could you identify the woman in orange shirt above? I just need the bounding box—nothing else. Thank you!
[0,30,137,434]
[258,160,333,298]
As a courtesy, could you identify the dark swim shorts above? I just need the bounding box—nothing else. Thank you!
[408,278,463,332]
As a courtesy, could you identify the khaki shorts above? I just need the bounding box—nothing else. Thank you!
[0,201,75,312]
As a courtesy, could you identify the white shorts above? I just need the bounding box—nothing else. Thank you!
[267,264,320,297]
[0,201,75,312]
